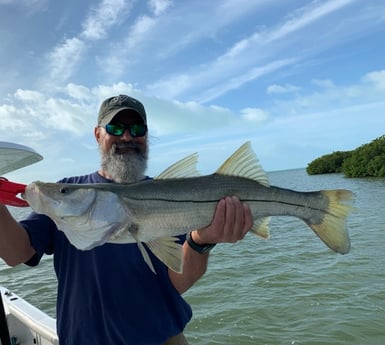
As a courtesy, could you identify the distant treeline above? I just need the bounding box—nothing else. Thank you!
[307,135,385,177]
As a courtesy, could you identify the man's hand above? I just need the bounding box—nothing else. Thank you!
[192,196,253,245]
[170,197,253,293]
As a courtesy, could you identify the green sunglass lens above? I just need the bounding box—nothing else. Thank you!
[106,124,125,136]
[130,124,146,137]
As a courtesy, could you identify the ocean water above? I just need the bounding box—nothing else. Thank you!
[1,169,384,344]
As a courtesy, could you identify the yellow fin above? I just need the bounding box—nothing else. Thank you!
[156,153,200,179]
[250,217,271,239]
[216,141,270,187]
[309,190,354,254]
[146,236,184,273]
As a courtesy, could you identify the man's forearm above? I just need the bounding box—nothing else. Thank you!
[0,204,35,266]
[168,230,209,294]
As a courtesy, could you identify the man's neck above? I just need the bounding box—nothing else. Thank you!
[97,169,113,181]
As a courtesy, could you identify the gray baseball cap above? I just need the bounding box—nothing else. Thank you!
[97,94,147,127]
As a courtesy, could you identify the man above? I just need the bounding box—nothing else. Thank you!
[0,95,253,344]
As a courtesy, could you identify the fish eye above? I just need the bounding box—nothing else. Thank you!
[59,187,69,194]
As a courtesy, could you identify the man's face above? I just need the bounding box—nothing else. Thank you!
[95,111,148,183]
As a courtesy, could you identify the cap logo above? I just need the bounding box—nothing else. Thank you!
[111,95,135,105]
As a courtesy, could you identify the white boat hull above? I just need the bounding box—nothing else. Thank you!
[0,286,58,345]
[0,141,43,176]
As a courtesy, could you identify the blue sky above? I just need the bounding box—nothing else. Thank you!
[1,0,384,183]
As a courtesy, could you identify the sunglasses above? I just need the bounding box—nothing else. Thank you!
[104,122,147,137]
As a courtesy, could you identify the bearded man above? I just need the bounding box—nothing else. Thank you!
[0,94,253,345]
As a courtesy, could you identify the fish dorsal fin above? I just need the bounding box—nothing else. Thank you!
[216,141,270,187]
[156,153,200,179]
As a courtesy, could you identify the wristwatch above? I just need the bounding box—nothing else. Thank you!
[186,232,216,254]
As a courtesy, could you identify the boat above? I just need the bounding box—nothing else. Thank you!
[0,141,43,176]
[0,285,58,345]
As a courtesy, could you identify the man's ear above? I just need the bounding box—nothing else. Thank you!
[94,127,101,143]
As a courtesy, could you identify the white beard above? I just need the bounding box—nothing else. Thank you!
[100,141,148,183]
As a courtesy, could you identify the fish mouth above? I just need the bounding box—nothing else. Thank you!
[23,183,39,206]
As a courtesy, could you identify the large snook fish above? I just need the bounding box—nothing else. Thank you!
[24,142,354,273]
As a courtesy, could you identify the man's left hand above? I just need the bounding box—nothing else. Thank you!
[191,196,253,245]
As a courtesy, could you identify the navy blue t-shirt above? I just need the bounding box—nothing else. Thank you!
[20,172,192,345]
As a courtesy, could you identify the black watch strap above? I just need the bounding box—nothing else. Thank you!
[186,232,216,254]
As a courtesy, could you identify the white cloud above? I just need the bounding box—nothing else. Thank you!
[90,82,137,101]
[240,108,268,123]
[98,55,126,81]
[128,15,157,46]
[81,0,129,40]
[42,0,132,87]
[145,98,235,136]
[1,89,92,139]
[96,14,158,79]
[43,98,90,134]
[268,0,355,42]
[14,89,45,103]
[267,84,300,94]
[148,0,172,16]
[66,84,92,101]
[46,38,86,85]
[363,70,385,90]
[0,104,28,130]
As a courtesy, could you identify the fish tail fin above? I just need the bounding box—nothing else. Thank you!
[249,217,271,239]
[308,189,354,254]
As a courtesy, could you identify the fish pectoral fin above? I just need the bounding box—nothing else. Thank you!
[146,236,183,274]
[249,217,271,239]
[131,233,157,274]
